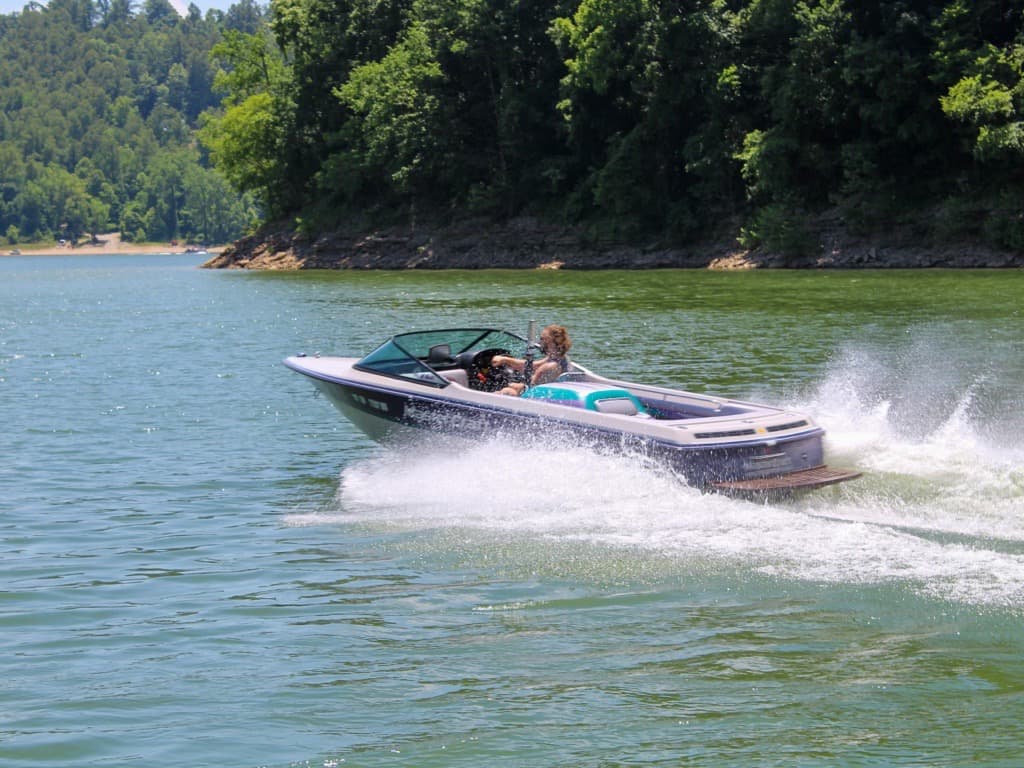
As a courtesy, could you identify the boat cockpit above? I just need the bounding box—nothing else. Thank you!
[353,328,768,423]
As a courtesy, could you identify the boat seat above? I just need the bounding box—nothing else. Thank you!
[592,396,640,415]
[523,384,647,416]
[438,368,469,387]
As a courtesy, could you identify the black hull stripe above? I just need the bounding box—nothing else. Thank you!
[296,369,824,454]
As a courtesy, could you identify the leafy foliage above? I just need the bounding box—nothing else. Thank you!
[256,0,1022,248]
[0,0,258,245]
[11,0,1010,253]
[335,23,443,198]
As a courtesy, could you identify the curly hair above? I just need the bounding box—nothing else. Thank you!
[542,324,572,358]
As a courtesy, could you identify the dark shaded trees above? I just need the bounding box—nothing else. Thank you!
[196,0,1024,252]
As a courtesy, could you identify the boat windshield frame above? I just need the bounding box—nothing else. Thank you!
[354,328,530,387]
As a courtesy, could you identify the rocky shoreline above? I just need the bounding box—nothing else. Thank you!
[202,217,1023,271]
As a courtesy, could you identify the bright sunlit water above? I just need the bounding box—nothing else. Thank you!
[2,255,1024,766]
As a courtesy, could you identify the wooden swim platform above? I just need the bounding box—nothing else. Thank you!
[712,465,862,495]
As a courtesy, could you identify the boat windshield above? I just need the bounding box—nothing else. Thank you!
[355,328,529,385]
[393,328,528,359]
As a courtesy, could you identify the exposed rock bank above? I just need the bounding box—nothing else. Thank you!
[202,218,1023,270]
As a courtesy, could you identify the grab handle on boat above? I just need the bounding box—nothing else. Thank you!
[524,320,537,383]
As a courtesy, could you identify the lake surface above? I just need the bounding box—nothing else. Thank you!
[2,254,1023,767]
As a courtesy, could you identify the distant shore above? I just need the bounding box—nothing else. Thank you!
[5,232,225,257]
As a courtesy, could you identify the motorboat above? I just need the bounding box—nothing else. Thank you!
[284,326,860,495]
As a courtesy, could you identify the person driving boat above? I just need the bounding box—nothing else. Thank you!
[491,324,572,396]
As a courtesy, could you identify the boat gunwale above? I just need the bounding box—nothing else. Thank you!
[283,356,825,453]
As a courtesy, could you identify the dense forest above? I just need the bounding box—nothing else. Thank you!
[5,1,1024,255]
[0,0,262,245]
[200,0,1024,256]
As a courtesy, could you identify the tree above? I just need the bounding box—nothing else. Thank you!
[0,0,252,245]
[937,0,1024,165]
[180,163,257,242]
[334,23,443,204]
[200,28,293,213]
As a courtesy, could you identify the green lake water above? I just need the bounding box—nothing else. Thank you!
[2,254,1023,767]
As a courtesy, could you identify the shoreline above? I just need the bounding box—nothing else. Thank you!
[7,244,225,257]
[5,231,225,257]
[202,218,1024,271]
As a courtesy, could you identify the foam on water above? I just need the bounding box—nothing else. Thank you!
[288,345,1024,609]
[802,347,1024,512]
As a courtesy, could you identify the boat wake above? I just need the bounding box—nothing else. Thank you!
[287,345,1024,610]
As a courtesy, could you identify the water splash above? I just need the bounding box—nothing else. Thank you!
[803,345,1024,505]
[287,343,1024,609]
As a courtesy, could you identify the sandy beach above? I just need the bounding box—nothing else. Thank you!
[5,232,225,257]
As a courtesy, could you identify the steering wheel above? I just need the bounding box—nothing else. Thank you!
[468,348,512,391]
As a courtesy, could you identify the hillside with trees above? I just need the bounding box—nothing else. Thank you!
[0,0,261,246]
[6,0,1022,261]
[201,0,1024,262]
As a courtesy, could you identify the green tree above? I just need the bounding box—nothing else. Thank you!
[0,0,253,245]
[937,1,1024,165]
[335,23,443,204]
[180,163,257,242]
[200,28,295,214]
[552,0,740,237]
[14,165,105,242]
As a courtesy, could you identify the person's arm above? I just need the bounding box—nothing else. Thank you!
[491,354,525,371]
